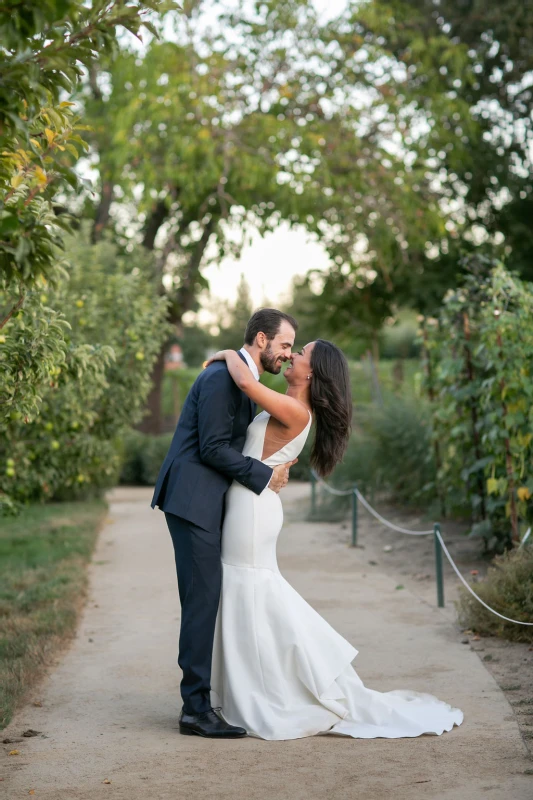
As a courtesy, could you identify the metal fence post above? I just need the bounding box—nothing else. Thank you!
[434,523,445,608]
[311,471,317,516]
[351,487,358,547]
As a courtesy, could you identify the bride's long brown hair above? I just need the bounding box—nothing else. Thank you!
[309,339,352,477]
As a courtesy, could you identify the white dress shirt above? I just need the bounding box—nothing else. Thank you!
[239,347,260,381]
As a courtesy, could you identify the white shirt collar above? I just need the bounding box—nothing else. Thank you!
[239,347,260,381]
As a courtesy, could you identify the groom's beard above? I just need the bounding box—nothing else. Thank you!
[260,343,286,374]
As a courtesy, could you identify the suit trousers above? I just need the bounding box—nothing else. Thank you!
[164,512,222,715]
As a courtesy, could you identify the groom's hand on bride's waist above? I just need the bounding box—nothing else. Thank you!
[268,459,298,494]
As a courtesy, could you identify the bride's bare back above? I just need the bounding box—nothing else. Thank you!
[261,414,310,461]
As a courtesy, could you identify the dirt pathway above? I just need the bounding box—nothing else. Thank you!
[1,483,531,800]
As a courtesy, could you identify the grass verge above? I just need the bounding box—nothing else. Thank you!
[0,499,107,729]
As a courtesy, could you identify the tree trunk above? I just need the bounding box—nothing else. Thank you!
[174,217,216,322]
[134,200,173,434]
[136,215,217,435]
[142,201,168,251]
[462,312,487,521]
[136,347,167,435]
[92,180,113,243]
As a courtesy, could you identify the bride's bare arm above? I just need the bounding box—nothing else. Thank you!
[205,350,309,429]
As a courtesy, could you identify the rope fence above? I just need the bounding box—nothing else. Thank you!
[309,469,533,626]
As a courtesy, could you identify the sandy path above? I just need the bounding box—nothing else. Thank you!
[1,483,531,800]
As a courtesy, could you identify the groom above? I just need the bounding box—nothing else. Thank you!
[151,308,298,737]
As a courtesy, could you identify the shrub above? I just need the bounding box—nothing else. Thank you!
[329,426,379,497]
[457,545,533,643]
[379,311,421,360]
[325,397,436,509]
[0,0,169,421]
[119,431,173,486]
[0,232,169,507]
[161,369,202,419]
[422,258,533,552]
[366,397,437,508]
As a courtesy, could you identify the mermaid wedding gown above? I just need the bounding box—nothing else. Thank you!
[210,410,463,740]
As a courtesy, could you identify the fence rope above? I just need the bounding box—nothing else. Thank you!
[435,530,533,626]
[310,470,533,626]
[355,489,434,535]
[311,470,433,533]
[311,470,353,497]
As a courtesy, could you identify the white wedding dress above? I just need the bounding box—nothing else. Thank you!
[210,410,464,740]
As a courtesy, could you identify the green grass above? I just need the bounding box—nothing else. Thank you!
[0,500,107,728]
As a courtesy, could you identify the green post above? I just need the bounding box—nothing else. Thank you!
[351,487,358,547]
[434,523,445,608]
[311,471,317,516]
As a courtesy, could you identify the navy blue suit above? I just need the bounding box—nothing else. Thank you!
[151,353,272,714]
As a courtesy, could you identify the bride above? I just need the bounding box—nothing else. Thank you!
[205,340,463,741]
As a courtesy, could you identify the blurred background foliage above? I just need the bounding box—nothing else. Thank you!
[2,0,533,570]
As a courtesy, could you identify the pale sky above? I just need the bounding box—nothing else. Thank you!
[197,224,331,321]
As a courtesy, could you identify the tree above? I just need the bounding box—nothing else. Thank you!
[347,0,533,291]
[177,324,214,368]
[0,0,175,512]
[0,0,171,292]
[279,0,533,340]
[0,0,174,427]
[1,231,169,508]
[82,0,448,431]
[213,274,254,351]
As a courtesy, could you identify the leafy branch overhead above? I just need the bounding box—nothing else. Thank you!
[83,0,448,322]
[0,0,178,289]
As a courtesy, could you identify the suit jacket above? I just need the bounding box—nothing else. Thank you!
[151,352,273,532]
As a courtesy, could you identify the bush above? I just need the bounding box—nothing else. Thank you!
[423,258,533,552]
[366,397,437,508]
[457,545,533,643]
[161,369,202,419]
[0,0,168,423]
[1,232,170,507]
[325,397,436,510]
[119,431,173,486]
[379,311,421,360]
[329,427,379,496]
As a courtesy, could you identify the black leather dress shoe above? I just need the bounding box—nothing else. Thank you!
[179,708,247,738]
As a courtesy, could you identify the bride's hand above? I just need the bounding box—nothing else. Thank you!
[204,350,229,368]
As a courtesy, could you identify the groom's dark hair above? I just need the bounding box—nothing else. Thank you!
[244,308,298,345]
